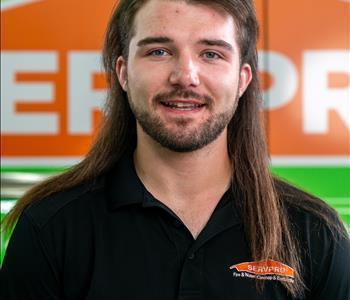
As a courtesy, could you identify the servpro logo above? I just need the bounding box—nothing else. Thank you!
[229,259,295,283]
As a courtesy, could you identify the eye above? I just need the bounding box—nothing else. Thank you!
[203,51,221,60]
[149,49,170,57]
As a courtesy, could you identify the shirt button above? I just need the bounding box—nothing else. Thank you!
[188,253,195,260]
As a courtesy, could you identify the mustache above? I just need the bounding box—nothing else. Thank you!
[153,89,214,106]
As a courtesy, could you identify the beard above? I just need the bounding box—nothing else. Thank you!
[128,88,237,152]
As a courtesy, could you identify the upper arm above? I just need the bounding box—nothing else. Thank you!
[0,212,62,300]
[311,224,350,299]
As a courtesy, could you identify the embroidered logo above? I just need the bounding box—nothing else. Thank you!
[229,259,295,283]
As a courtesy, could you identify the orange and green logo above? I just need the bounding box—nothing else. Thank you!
[230,259,295,283]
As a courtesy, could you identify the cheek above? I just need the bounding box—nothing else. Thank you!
[127,68,149,96]
[127,72,159,110]
[204,73,240,104]
[129,67,168,101]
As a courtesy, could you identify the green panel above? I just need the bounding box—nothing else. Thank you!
[1,211,15,266]
[1,166,65,174]
[271,166,350,232]
[271,167,350,198]
[3,166,348,197]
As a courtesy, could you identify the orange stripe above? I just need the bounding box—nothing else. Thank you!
[230,259,295,278]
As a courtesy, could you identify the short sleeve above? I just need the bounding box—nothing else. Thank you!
[0,212,62,300]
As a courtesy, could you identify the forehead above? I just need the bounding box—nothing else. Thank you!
[131,0,237,44]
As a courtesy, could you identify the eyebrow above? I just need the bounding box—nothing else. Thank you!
[137,37,174,47]
[136,36,234,53]
[198,39,234,52]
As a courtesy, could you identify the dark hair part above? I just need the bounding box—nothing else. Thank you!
[2,0,347,298]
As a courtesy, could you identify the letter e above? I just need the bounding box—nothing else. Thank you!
[1,51,58,134]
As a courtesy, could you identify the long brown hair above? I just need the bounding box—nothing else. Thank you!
[2,0,347,298]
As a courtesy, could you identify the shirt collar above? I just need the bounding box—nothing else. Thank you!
[106,149,145,210]
[105,148,243,228]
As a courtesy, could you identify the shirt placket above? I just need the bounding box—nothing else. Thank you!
[177,245,203,300]
[143,188,240,300]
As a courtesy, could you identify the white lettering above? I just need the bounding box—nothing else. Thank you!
[259,51,298,110]
[1,51,58,134]
[303,50,350,133]
[68,52,106,134]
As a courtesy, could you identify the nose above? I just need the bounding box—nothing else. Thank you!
[169,53,200,88]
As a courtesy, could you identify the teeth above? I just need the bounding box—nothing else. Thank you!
[163,102,203,109]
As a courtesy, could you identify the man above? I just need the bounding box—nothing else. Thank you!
[1,0,349,299]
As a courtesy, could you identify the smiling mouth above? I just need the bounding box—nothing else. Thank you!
[160,101,206,111]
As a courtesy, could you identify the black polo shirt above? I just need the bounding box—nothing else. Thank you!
[1,150,350,299]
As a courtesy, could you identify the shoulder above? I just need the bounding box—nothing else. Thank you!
[274,178,345,232]
[273,178,349,262]
[274,179,350,297]
[23,176,106,230]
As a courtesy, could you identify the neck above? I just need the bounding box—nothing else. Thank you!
[134,126,232,209]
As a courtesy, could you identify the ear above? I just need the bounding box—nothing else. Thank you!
[238,63,252,98]
[116,56,128,92]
